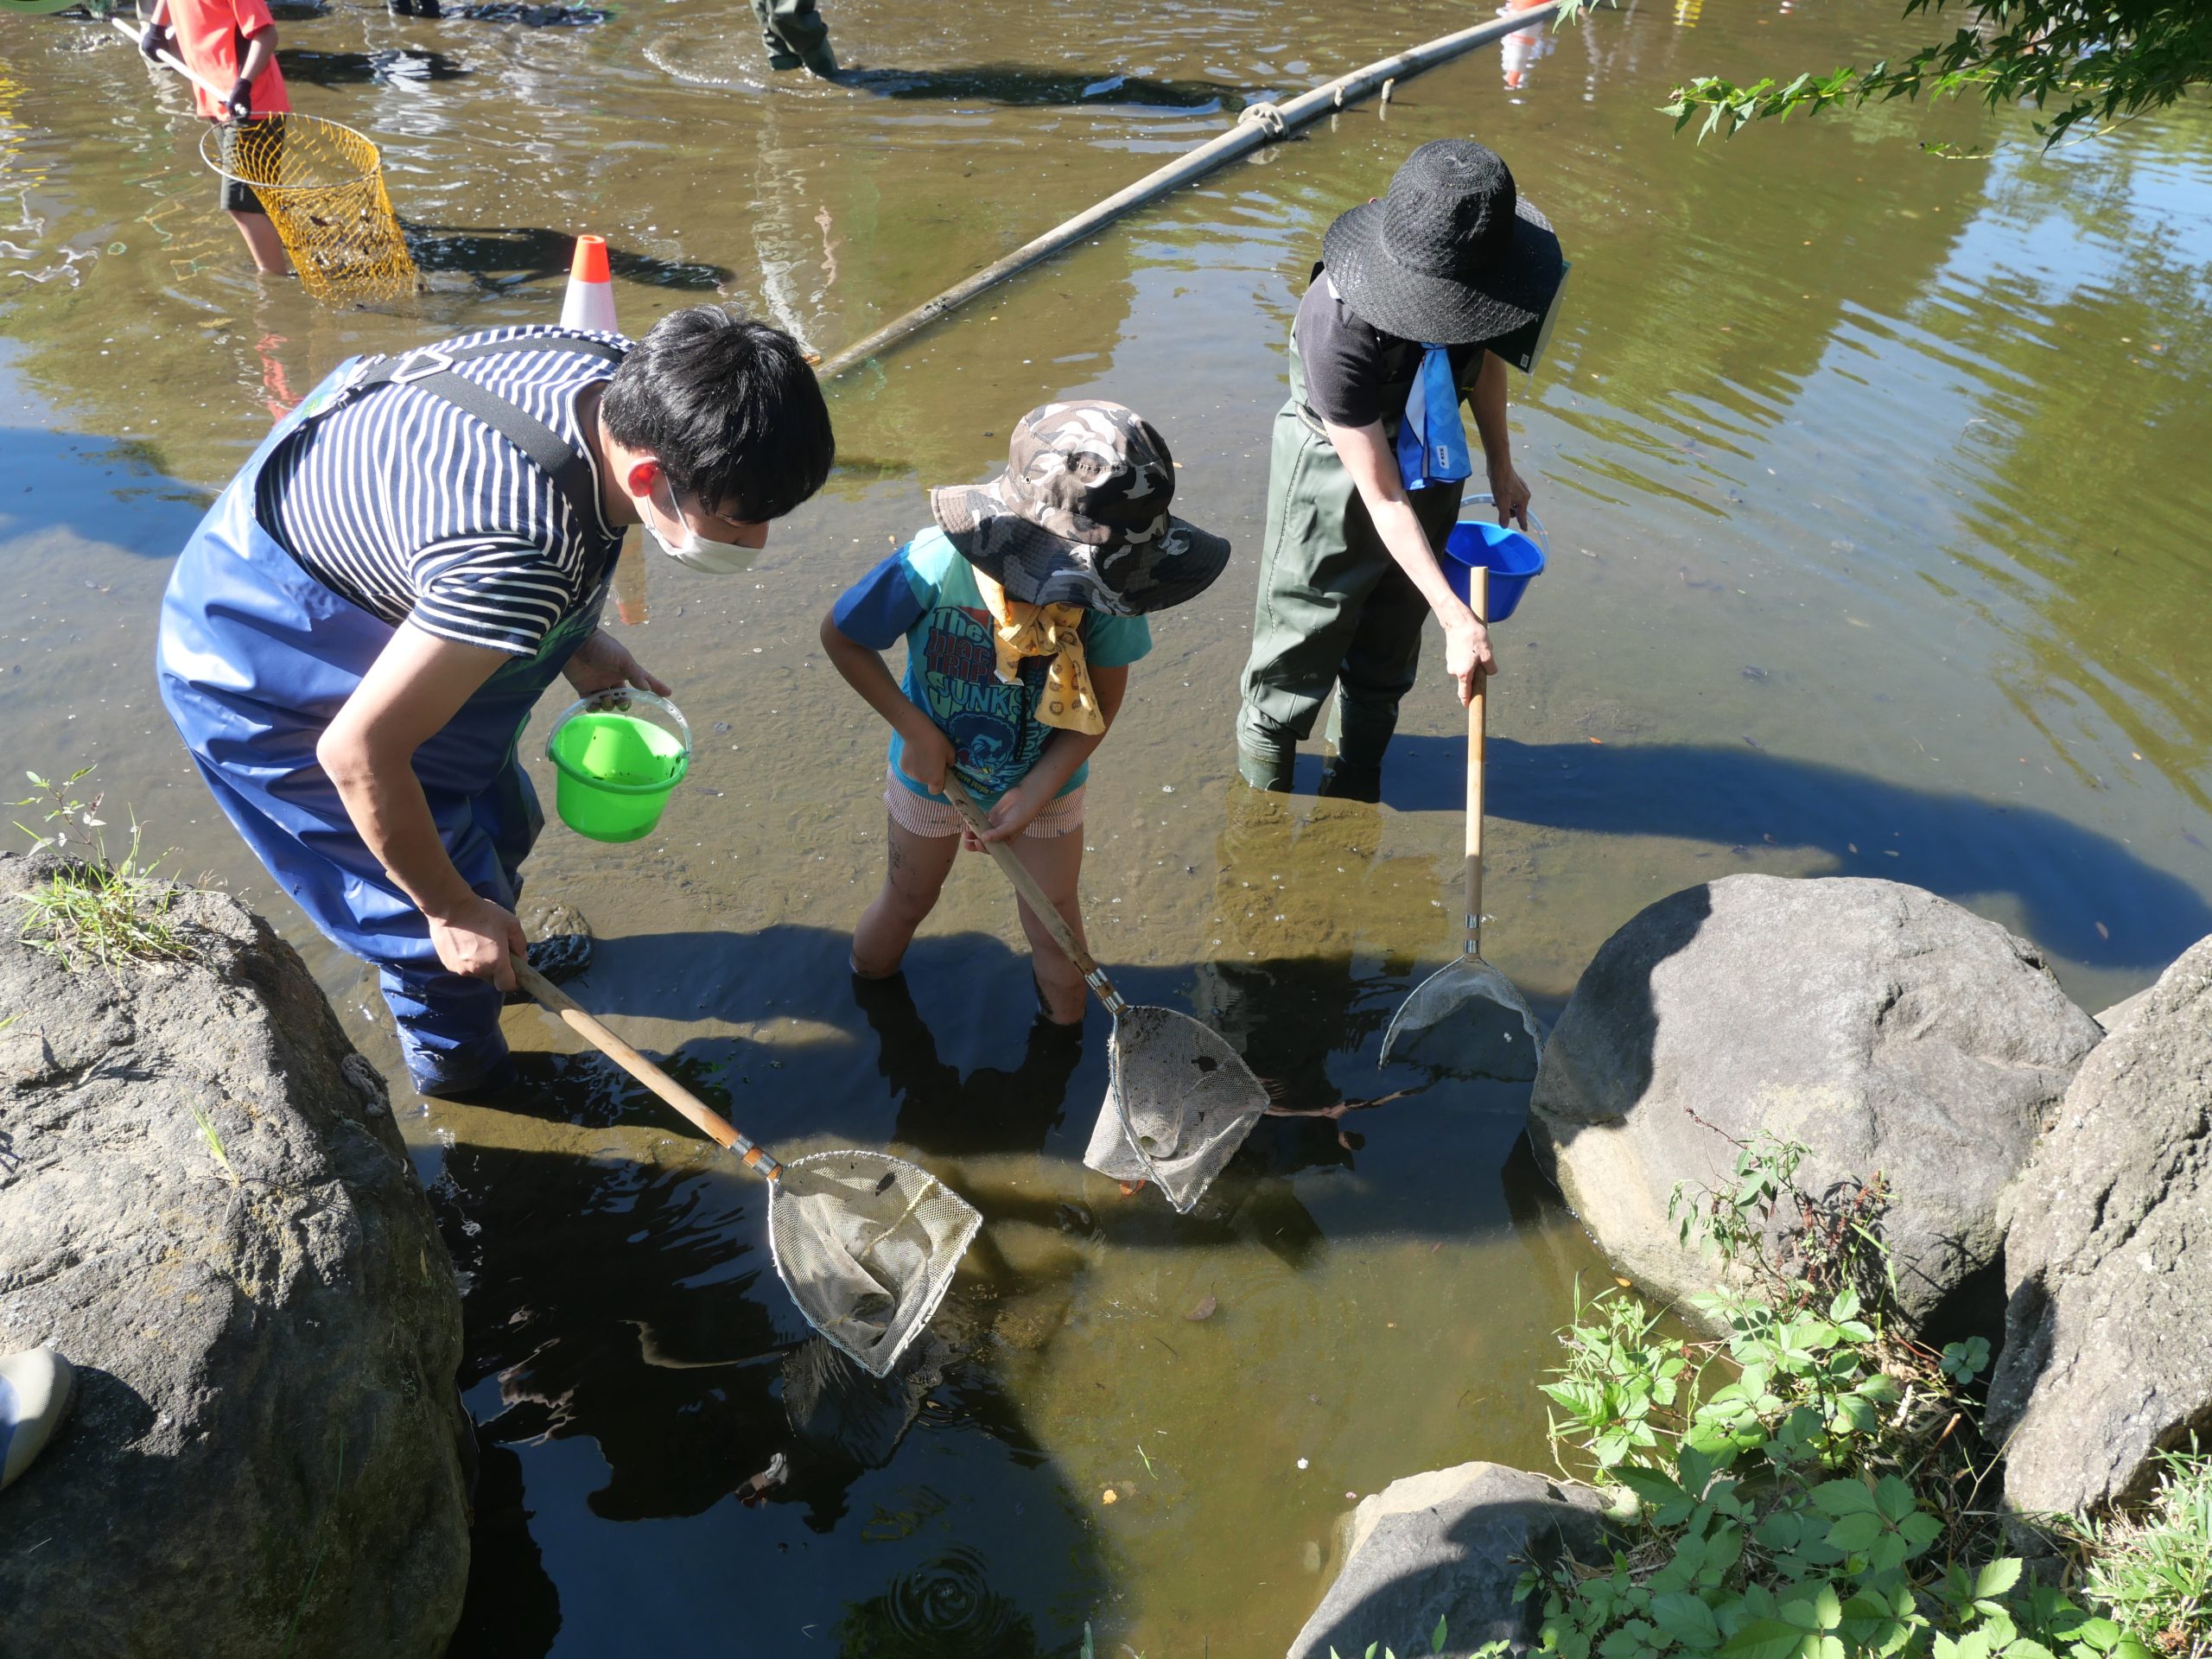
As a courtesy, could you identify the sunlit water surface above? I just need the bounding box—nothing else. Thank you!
[2,0,2209,1651]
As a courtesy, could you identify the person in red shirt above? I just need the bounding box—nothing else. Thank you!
[139,0,294,275]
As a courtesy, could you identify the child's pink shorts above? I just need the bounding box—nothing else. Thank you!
[884,769,1085,840]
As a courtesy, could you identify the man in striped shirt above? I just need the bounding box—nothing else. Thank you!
[158,306,836,1097]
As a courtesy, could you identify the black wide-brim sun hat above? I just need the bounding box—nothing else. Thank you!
[1322,138,1566,346]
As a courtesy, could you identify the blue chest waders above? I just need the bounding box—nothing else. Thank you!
[156,334,626,1094]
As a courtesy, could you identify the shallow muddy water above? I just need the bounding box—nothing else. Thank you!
[3,0,2210,1651]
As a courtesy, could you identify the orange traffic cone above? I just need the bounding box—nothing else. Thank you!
[561,234,619,334]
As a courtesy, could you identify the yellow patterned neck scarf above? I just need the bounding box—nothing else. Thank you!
[975,572,1104,735]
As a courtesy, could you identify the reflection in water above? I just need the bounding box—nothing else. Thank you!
[1195,779,1541,1122]
[435,1138,791,1520]
[1497,0,1555,92]
[276,48,472,87]
[836,63,1251,111]
[431,1107,1060,1522]
[435,3,610,24]
[400,225,734,292]
[784,1335,940,1471]
[836,1546,1039,1658]
[6,0,2212,1649]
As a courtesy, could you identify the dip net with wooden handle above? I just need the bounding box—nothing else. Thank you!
[766,1149,982,1379]
[200,114,418,304]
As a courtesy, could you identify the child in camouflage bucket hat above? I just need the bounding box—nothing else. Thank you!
[820,399,1230,1025]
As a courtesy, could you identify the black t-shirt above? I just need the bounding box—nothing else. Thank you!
[1293,264,1541,429]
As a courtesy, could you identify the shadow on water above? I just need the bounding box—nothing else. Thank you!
[449,1443,563,1656]
[851,971,1082,1157]
[0,426,213,551]
[276,47,473,87]
[532,913,1551,1301]
[436,791,1577,1654]
[832,63,1255,111]
[399,225,734,291]
[437,927,1558,1654]
[434,1096,1106,1656]
[1376,735,2209,969]
[382,1,610,24]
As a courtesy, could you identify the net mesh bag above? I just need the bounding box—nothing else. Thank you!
[766,1150,982,1379]
[1379,955,1546,1077]
[200,115,419,304]
[1083,1005,1268,1214]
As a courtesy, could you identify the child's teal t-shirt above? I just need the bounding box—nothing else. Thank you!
[830,527,1152,804]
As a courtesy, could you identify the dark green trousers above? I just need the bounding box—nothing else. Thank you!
[751,0,835,72]
[1236,399,1463,777]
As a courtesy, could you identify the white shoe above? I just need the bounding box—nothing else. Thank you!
[0,1348,78,1491]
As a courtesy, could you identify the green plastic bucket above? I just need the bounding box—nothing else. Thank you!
[544,690,692,843]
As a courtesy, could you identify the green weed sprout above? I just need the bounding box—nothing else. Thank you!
[11,766,193,971]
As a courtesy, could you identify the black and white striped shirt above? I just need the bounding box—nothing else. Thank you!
[257,326,631,657]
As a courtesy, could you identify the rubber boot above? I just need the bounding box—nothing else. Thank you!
[1235,712,1297,792]
[753,0,836,73]
[1316,693,1389,804]
[1316,759,1382,804]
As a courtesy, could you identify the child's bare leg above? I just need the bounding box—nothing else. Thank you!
[229,210,292,275]
[852,818,958,978]
[1009,828,1088,1026]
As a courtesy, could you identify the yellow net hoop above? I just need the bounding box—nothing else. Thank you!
[200,114,420,305]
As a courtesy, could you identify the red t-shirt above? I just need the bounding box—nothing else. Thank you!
[169,0,292,121]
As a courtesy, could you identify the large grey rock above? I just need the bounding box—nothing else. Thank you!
[1288,1462,1610,1659]
[1529,876,2101,1338]
[0,853,470,1658]
[1986,935,2212,1517]
[2093,986,2152,1037]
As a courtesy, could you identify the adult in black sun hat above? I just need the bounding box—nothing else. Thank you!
[1235,139,1569,801]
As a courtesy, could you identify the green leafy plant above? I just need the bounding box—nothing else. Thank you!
[1604,0,2212,152]
[1337,1134,2204,1659]
[10,766,192,971]
[1329,1614,1463,1658]
[1516,1137,2159,1659]
[2075,1445,2211,1659]
[1666,1125,1897,1325]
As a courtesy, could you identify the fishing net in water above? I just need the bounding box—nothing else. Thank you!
[1379,954,1546,1080]
[200,114,419,304]
[1083,1005,1269,1214]
[766,1150,982,1379]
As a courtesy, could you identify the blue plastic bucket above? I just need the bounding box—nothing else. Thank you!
[1440,516,1547,621]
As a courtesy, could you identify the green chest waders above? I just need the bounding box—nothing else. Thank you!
[1235,330,1465,793]
[751,0,836,73]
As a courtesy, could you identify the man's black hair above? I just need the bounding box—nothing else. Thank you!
[601,305,834,522]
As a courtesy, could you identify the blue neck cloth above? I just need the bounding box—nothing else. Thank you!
[1395,344,1473,492]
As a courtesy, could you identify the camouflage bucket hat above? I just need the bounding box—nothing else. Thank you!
[931,400,1230,617]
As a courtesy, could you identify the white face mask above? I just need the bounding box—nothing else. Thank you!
[638,476,758,575]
